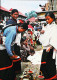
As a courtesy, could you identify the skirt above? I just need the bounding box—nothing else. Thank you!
[40,49,56,79]
[0,49,15,80]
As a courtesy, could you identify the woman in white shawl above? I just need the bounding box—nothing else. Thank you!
[39,12,57,80]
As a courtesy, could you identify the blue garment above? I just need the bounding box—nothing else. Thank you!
[3,26,17,56]
[34,26,42,31]
[6,18,17,25]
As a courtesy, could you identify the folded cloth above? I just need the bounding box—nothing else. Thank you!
[27,50,43,65]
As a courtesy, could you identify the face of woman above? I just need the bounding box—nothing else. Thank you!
[11,12,19,20]
[45,16,54,24]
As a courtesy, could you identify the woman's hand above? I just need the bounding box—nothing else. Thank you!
[46,47,51,52]
[40,30,45,34]
[46,46,53,52]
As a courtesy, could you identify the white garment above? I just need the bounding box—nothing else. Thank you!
[39,22,57,65]
[39,22,57,48]
[39,24,51,46]
[0,45,6,50]
[27,50,43,65]
[15,33,21,46]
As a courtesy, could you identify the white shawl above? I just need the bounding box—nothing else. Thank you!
[39,22,57,49]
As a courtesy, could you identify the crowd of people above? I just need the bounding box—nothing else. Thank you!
[0,9,57,80]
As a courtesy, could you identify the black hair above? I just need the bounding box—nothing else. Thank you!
[44,23,47,26]
[21,21,29,30]
[11,9,18,15]
[30,48,35,53]
[45,12,55,21]
[20,37,26,43]
[36,24,39,27]
[27,29,31,31]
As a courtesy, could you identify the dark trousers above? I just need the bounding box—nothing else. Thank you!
[40,49,56,79]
